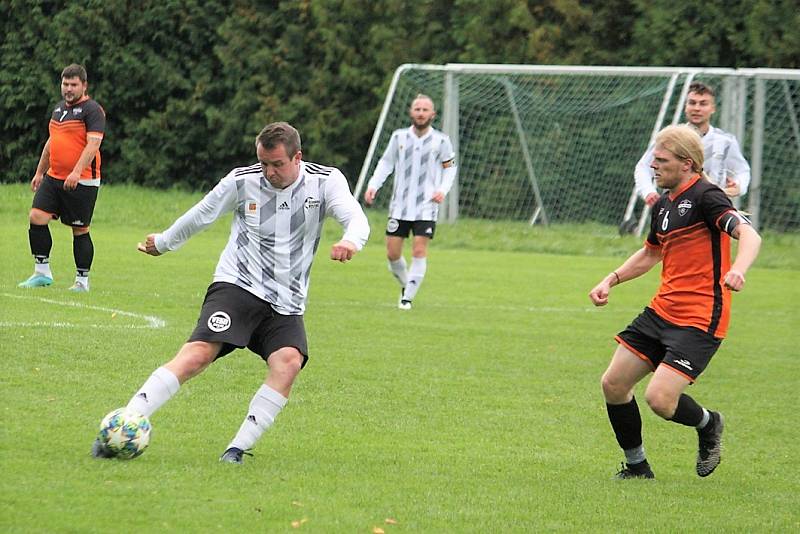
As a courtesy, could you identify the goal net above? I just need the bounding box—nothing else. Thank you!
[355,64,800,233]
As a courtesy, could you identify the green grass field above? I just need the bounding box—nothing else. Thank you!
[1,183,798,532]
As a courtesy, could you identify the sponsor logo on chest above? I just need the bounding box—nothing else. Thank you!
[304,196,320,210]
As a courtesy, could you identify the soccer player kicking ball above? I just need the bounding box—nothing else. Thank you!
[92,122,369,464]
[589,124,761,479]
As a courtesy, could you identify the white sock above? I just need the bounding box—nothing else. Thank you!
[388,258,408,288]
[624,445,647,465]
[696,408,711,429]
[126,367,180,417]
[403,257,427,301]
[227,385,287,451]
[34,259,52,278]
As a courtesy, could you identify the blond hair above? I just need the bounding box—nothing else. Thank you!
[411,93,435,111]
[654,124,710,181]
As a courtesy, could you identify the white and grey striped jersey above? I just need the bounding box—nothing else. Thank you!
[635,124,751,198]
[153,161,369,315]
[367,126,456,221]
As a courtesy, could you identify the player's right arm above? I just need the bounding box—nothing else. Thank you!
[31,138,51,191]
[364,134,398,205]
[634,145,659,206]
[139,173,238,256]
[589,246,662,306]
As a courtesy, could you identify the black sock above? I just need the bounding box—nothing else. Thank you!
[73,232,94,275]
[29,224,52,259]
[606,397,643,450]
[669,394,704,427]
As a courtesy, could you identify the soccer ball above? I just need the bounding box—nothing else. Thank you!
[98,408,151,459]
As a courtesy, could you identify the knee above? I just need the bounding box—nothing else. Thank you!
[645,388,677,419]
[601,372,631,403]
[168,342,217,381]
[29,209,50,225]
[268,347,304,376]
[411,244,428,258]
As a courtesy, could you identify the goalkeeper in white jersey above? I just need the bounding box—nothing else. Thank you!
[364,94,457,310]
[635,81,751,207]
[91,122,369,464]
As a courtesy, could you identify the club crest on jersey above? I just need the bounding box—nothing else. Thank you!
[304,196,320,210]
[678,199,693,216]
[207,311,231,332]
[73,107,83,115]
[387,218,399,232]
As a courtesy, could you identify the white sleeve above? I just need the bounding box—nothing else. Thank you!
[634,144,657,199]
[438,136,457,194]
[325,170,370,250]
[154,174,238,253]
[366,134,397,191]
[725,137,751,195]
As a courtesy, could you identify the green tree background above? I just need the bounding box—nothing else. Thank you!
[2,0,798,189]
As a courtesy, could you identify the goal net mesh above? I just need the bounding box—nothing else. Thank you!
[357,66,799,232]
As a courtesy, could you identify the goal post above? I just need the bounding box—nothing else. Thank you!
[356,64,800,233]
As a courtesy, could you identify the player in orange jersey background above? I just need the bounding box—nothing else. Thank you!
[19,63,106,292]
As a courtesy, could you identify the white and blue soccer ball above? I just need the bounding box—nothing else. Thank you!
[98,408,151,459]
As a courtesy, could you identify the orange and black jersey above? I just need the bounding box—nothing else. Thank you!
[48,96,105,182]
[645,175,750,338]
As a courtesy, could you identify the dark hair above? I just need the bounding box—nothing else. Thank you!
[61,63,87,82]
[688,81,715,98]
[255,122,301,157]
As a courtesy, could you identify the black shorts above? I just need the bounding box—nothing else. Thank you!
[615,307,721,382]
[32,174,99,227]
[385,218,436,239]
[188,282,309,367]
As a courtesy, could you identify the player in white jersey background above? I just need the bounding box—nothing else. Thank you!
[634,81,751,207]
[91,122,370,464]
[364,94,457,310]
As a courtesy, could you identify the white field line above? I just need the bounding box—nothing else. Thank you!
[0,293,166,329]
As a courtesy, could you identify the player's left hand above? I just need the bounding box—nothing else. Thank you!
[63,172,80,191]
[723,269,745,291]
[330,240,356,262]
[431,191,445,203]
[137,234,162,256]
